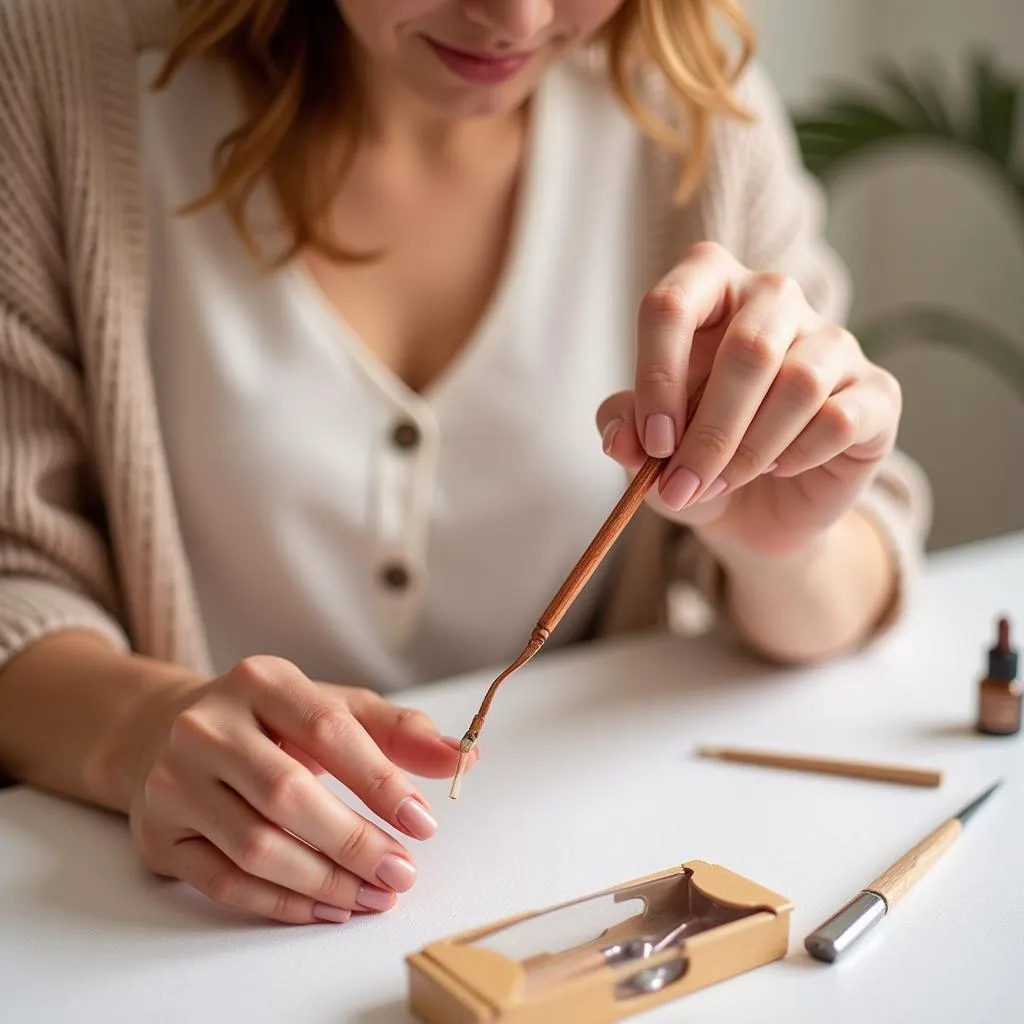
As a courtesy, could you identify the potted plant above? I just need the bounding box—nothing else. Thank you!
[792,51,1024,399]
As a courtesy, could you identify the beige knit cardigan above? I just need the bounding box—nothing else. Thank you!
[0,0,932,683]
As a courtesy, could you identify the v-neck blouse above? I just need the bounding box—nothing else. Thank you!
[139,49,651,691]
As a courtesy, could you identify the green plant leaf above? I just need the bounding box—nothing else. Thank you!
[855,306,1024,402]
[968,51,1018,166]
[873,59,954,133]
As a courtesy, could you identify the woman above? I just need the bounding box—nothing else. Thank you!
[0,0,930,925]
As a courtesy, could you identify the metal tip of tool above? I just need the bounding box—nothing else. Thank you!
[955,779,1002,825]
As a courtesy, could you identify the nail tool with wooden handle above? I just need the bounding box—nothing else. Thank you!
[804,780,1002,963]
[449,379,709,799]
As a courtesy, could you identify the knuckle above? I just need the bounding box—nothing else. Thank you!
[756,271,800,300]
[826,323,857,350]
[723,325,776,375]
[167,707,219,753]
[205,869,241,907]
[821,401,859,447]
[262,767,307,817]
[392,705,427,735]
[639,285,689,326]
[778,360,828,406]
[306,704,353,749]
[270,889,300,923]
[875,365,903,407]
[691,423,731,460]
[141,763,177,809]
[319,863,354,904]
[363,761,399,799]
[684,239,723,263]
[232,654,289,692]
[336,818,373,865]
[638,361,683,388]
[729,441,763,477]
[235,825,277,874]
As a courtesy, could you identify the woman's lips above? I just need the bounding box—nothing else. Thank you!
[425,38,533,84]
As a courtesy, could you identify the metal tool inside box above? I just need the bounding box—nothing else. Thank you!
[406,861,793,1024]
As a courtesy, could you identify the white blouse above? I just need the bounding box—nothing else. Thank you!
[138,49,654,692]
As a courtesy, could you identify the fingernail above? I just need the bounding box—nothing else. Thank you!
[357,884,398,911]
[601,417,624,454]
[396,796,437,840]
[643,414,676,457]
[313,903,352,924]
[660,468,700,510]
[764,462,779,473]
[699,478,728,503]
[375,853,417,892]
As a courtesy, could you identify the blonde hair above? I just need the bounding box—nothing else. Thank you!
[153,0,755,267]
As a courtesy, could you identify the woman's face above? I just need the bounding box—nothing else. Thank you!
[337,1,626,118]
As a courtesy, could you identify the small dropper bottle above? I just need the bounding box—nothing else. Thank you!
[976,616,1022,736]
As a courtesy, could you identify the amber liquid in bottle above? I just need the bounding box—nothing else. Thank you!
[977,617,1021,736]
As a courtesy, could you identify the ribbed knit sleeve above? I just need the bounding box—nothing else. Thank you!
[0,0,131,665]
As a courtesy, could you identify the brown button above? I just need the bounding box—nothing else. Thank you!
[381,563,410,589]
[391,420,420,450]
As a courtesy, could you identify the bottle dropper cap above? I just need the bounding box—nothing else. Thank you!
[987,616,1018,681]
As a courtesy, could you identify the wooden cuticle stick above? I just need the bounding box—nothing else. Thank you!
[697,745,944,788]
[449,379,709,799]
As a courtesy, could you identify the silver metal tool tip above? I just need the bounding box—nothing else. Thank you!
[955,779,1002,825]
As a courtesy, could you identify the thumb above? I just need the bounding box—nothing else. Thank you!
[346,690,480,780]
[596,391,648,473]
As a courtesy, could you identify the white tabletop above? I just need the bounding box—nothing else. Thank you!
[3,532,1024,1023]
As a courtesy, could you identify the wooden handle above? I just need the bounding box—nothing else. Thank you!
[866,819,961,907]
[536,377,708,634]
[536,455,665,631]
[698,746,943,788]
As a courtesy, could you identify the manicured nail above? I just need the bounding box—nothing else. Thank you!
[764,461,779,473]
[357,884,398,911]
[660,468,700,510]
[643,414,676,457]
[375,853,417,893]
[699,478,728,503]
[396,797,437,840]
[313,903,352,924]
[602,417,624,454]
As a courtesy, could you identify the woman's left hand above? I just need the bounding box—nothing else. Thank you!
[597,241,902,558]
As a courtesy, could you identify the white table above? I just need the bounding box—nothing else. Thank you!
[2,532,1024,1023]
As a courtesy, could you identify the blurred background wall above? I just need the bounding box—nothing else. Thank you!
[746,0,1024,550]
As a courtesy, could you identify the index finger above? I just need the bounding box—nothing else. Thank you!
[634,242,749,457]
[231,659,435,840]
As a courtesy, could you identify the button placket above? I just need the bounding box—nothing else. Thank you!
[371,402,437,648]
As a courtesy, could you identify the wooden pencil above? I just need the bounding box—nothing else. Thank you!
[696,744,943,788]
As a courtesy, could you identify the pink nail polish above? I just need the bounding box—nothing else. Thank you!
[313,903,352,924]
[643,414,676,458]
[660,468,700,510]
[357,884,398,912]
[699,478,728,503]
[601,417,624,454]
[396,797,437,840]
[375,853,417,893]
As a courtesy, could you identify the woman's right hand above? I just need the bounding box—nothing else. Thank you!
[128,655,475,924]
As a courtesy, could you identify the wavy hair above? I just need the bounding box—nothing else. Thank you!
[152,1,755,266]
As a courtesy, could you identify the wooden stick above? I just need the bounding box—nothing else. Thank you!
[696,745,944,788]
[449,381,708,799]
